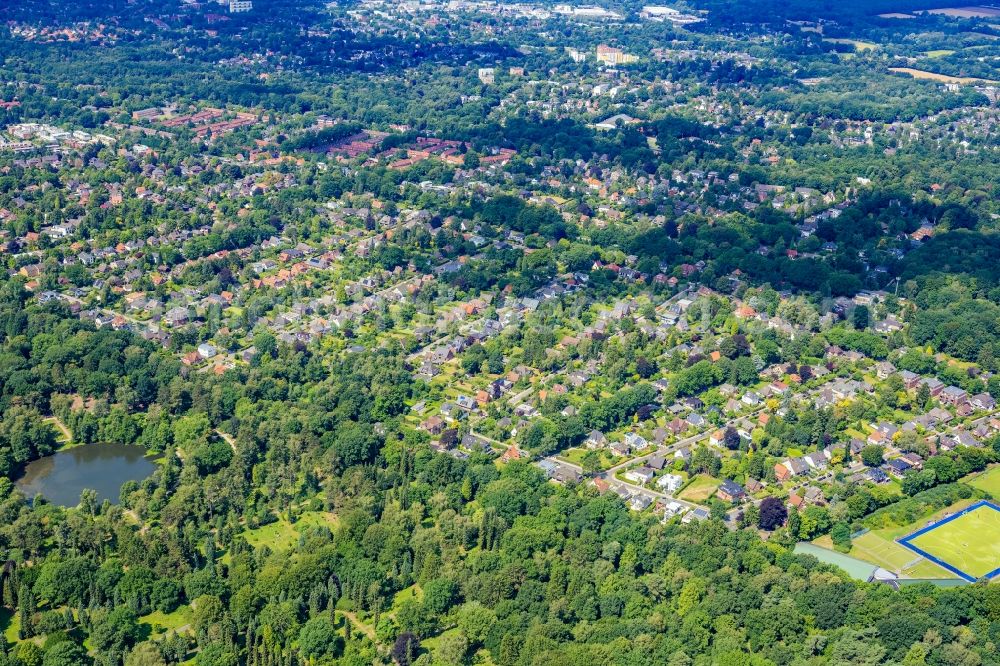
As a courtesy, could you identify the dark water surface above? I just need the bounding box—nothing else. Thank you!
[15,443,157,506]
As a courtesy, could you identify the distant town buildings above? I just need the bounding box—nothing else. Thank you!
[596,44,638,66]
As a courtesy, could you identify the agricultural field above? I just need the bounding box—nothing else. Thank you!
[900,501,1000,581]
[889,67,999,84]
[926,6,1000,18]
[823,38,878,51]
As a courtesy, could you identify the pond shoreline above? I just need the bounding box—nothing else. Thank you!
[14,442,158,507]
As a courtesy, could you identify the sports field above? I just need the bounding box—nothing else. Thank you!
[966,464,1000,497]
[900,501,1000,582]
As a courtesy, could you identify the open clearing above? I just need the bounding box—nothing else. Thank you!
[140,606,193,638]
[889,67,999,84]
[927,6,1000,18]
[557,446,615,471]
[924,49,957,58]
[901,501,1000,581]
[677,474,720,502]
[242,511,339,551]
[824,38,878,51]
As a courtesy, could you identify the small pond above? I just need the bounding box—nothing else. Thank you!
[14,442,158,506]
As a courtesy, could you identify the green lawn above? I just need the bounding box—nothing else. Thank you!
[820,498,988,580]
[140,605,194,638]
[0,608,18,645]
[391,584,423,613]
[847,532,952,579]
[557,447,614,470]
[903,503,1000,580]
[966,465,1000,498]
[243,512,339,551]
[678,474,720,502]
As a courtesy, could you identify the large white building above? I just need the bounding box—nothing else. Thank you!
[229,0,253,13]
[477,68,495,85]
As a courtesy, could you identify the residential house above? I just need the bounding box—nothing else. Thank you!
[461,433,492,453]
[920,377,945,396]
[421,416,444,435]
[867,430,888,447]
[868,468,890,484]
[802,486,825,505]
[716,479,746,503]
[803,450,829,470]
[585,430,607,449]
[899,370,920,389]
[610,440,631,457]
[630,494,654,511]
[686,413,706,428]
[552,465,581,485]
[667,418,687,435]
[682,506,711,523]
[940,386,968,406]
[972,393,996,411]
[657,473,684,493]
[625,466,656,485]
[500,447,525,463]
[662,500,686,518]
[875,361,897,379]
[885,458,911,478]
[776,457,808,482]
[624,432,649,450]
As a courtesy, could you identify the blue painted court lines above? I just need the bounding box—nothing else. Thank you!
[897,500,1000,583]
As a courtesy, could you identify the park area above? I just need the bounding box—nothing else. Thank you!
[242,511,339,552]
[899,501,1000,582]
